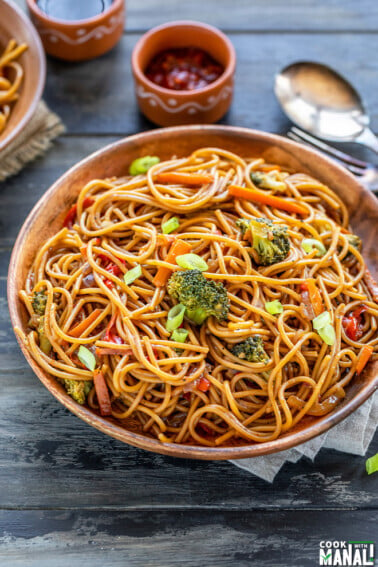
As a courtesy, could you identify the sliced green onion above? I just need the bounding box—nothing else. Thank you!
[166,304,186,332]
[176,253,208,271]
[129,156,160,176]
[317,323,336,346]
[302,238,327,257]
[78,345,96,371]
[313,311,331,330]
[366,453,378,475]
[124,265,142,285]
[265,300,283,315]
[162,217,180,234]
[171,329,189,343]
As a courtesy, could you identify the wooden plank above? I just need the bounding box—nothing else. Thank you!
[38,33,378,136]
[0,509,377,567]
[12,0,378,32]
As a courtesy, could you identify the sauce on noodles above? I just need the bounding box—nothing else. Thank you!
[0,39,28,135]
[16,148,378,447]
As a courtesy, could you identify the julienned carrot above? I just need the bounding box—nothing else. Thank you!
[69,308,102,337]
[259,164,281,172]
[93,370,112,416]
[155,172,214,186]
[364,267,378,303]
[305,279,324,317]
[228,184,308,216]
[153,239,192,287]
[356,345,374,375]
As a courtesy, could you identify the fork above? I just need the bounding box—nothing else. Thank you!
[287,126,378,193]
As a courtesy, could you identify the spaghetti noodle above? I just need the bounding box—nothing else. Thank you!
[0,39,28,134]
[17,147,378,446]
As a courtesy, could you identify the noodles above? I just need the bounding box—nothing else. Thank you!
[0,39,28,134]
[17,147,378,446]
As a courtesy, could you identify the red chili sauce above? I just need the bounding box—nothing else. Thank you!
[145,47,224,91]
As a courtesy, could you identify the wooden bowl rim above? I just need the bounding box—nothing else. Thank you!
[0,0,46,153]
[8,125,378,460]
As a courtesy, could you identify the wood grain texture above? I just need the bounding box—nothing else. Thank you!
[39,33,378,136]
[12,0,378,31]
[0,510,377,567]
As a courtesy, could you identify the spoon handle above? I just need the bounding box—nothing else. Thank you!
[355,128,378,155]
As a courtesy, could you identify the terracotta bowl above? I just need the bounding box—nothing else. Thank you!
[26,0,125,62]
[0,0,45,153]
[8,125,378,460]
[131,21,236,126]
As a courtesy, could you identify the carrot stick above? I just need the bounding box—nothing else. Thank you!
[306,279,324,317]
[155,172,214,186]
[153,239,192,287]
[69,309,102,337]
[356,345,374,375]
[228,184,308,216]
[259,164,281,172]
[364,267,378,303]
[93,370,112,416]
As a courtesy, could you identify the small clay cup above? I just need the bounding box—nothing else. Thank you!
[131,21,236,126]
[26,0,125,62]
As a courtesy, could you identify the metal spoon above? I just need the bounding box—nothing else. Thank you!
[274,61,378,154]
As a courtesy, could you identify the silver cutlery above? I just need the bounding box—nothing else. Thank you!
[287,126,378,193]
[275,61,378,155]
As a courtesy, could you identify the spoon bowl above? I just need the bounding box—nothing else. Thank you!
[275,61,378,153]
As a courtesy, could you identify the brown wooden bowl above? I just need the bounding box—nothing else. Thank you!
[8,125,378,460]
[0,0,46,153]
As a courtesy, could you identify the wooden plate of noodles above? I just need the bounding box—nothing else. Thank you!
[8,125,378,459]
[0,0,45,152]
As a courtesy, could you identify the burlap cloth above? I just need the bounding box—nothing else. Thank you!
[0,100,65,182]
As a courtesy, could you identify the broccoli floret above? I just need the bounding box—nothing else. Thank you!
[339,233,362,261]
[251,171,286,191]
[37,317,51,355]
[167,270,229,325]
[32,290,47,315]
[63,379,93,405]
[237,217,290,266]
[346,233,361,252]
[250,171,265,187]
[231,335,269,363]
[236,218,251,236]
[30,291,52,354]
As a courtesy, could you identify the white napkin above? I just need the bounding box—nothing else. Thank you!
[230,391,378,482]
[0,100,65,182]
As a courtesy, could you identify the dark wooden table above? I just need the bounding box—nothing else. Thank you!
[1,1,377,565]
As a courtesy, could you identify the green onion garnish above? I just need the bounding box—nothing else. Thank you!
[176,253,208,271]
[162,217,180,234]
[265,300,283,315]
[124,265,142,285]
[313,311,331,330]
[78,345,96,371]
[366,453,378,475]
[166,304,186,332]
[317,324,336,346]
[302,238,327,257]
[171,329,189,343]
[129,156,160,176]
[312,312,335,345]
